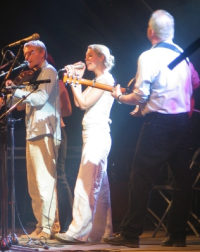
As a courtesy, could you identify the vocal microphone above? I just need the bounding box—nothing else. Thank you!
[6,33,40,48]
[58,63,85,73]
[0,61,28,78]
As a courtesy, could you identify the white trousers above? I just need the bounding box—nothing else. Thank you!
[26,135,59,234]
[66,129,113,241]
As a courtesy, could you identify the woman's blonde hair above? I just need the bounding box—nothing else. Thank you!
[88,44,115,71]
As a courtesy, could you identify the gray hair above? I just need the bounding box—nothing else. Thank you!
[24,40,47,59]
[149,10,174,41]
[88,44,115,71]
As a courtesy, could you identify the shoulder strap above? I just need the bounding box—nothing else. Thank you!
[154,42,182,53]
[154,42,189,64]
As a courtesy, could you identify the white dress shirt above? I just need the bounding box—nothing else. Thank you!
[134,40,199,115]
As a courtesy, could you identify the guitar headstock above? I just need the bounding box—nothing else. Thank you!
[63,75,80,85]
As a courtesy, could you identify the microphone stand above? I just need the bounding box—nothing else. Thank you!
[0,45,25,251]
[8,115,22,246]
[0,45,23,92]
[0,104,22,249]
[0,83,41,251]
[0,112,10,250]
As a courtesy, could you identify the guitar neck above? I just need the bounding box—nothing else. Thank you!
[63,75,127,93]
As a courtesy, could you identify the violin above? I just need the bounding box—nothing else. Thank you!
[14,67,41,86]
[0,67,41,95]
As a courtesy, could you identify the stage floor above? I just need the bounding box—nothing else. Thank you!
[3,231,200,252]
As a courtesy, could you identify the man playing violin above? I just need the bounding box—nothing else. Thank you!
[6,40,61,239]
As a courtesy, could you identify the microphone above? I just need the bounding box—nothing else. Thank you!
[58,63,85,73]
[6,33,40,48]
[0,61,28,78]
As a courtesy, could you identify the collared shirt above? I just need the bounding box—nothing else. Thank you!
[14,60,61,141]
[134,40,199,115]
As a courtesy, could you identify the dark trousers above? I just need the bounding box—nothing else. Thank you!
[57,127,73,232]
[120,112,193,239]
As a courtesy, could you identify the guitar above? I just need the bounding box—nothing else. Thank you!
[63,75,143,116]
[63,75,133,94]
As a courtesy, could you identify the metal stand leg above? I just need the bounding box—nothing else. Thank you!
[147,188,172,238]
[0,118,11,250]
[8,117,21,245]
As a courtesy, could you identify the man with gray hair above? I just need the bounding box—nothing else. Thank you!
[105,9,199,248]
[6,40,61,239]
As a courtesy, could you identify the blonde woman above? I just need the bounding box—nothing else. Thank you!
[55,44,115,243]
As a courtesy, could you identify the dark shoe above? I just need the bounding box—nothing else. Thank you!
[104,233,139,248]
[54,233,84,244]
[161,236,186,247]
